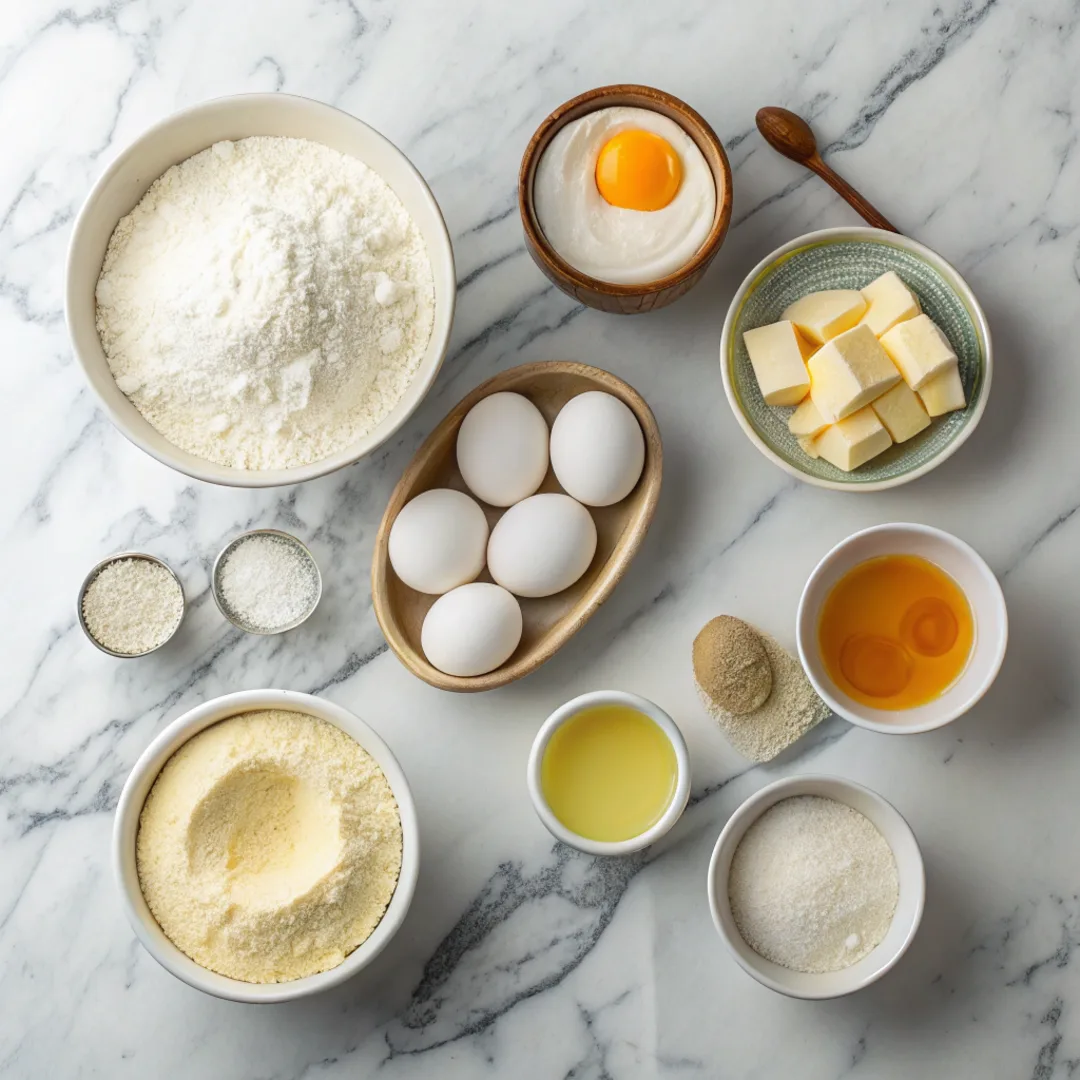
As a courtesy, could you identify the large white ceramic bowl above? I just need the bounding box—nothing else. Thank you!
[797,523,1008,734]
[526,690,691,856]
[707,774,925,999]
[66,93,456,488]
[113,689,420,1003]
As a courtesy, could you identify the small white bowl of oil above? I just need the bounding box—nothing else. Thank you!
[526,690,691,856]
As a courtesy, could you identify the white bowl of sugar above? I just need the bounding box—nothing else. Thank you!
[707,774,925,999]
[66,93,456,488]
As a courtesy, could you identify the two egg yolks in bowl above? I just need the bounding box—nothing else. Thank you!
[818,554,974,710]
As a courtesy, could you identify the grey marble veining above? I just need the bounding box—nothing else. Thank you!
[3,0,1080,1076]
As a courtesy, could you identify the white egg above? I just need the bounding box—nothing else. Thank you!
[388,488,489,595]
[487,493,597,598]
[550,391,645,506]
[456,392,549,507]
[421,582,523,677]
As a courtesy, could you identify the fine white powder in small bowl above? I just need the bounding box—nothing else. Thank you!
[727,795,899,974]
[80,556,185,656]
[214,532,321,634]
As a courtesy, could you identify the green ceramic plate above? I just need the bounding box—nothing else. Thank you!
[720,228,992,491]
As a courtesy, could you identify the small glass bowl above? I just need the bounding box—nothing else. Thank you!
[211,529,322,635]
[77,552,186,657]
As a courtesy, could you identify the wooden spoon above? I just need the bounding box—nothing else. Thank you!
[755,107,899,233]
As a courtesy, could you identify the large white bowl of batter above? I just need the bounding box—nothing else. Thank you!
[113,689,420,1003]
[66,93,455,488]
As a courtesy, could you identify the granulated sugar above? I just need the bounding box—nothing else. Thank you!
[728,795,899,973]
[81,557,184,655]
[217,534,320,632]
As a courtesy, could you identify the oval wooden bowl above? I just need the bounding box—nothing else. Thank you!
[372,361,662,692]
[519,84,733,315]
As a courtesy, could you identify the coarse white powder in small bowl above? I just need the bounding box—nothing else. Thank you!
[213,530,321,635]
[79,554,185,657]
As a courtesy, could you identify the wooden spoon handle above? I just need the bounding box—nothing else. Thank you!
[805,153,899,233]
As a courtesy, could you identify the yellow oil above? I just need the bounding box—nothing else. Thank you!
[540,704,678,843]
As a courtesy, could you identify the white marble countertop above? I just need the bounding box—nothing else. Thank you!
[3,1,1079,1076]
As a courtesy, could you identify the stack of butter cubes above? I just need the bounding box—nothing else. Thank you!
[743,271,966,471]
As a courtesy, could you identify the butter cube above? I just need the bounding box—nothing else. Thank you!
[858,271,921,337]
[743,320,812,405]
[918,364,966,416]
[807,324,901,422]
[871,380,931,443]
[813,408,893,472]
[788,397,829,439]
[879,314,957,390]
[796,434,820,459]
[782,290,868,345]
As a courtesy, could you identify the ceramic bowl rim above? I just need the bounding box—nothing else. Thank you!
[706,773,926,999]
[718,226,992,492]
[65,92,456,489]
[796,522,1009,734]
[518,83,733,298]
[112,689,420,1003]
[526,689,691,856]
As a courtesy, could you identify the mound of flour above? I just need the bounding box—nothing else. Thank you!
[95,136,435,470]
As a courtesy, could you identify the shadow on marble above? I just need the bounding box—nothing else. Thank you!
[949,583,1073,746]
[833,845,975,1026]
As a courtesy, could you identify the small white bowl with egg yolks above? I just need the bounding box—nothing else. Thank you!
[527,690,691,856]
[797,523,1008,734]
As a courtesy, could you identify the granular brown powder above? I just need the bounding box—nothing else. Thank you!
[693,616,773,715]
[694,617,830,762]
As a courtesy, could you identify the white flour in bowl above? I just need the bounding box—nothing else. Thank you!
[95,136,435,470]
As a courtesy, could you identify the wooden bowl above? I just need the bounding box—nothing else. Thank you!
[519,84,732,315]
[372,361,662,692]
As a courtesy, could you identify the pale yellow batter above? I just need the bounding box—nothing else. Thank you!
[136,709,402,984]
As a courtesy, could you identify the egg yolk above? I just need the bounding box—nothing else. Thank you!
[817,554,974,710]
[595,130,682,211]
[839,635,913,698]
[900,597,958,657]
